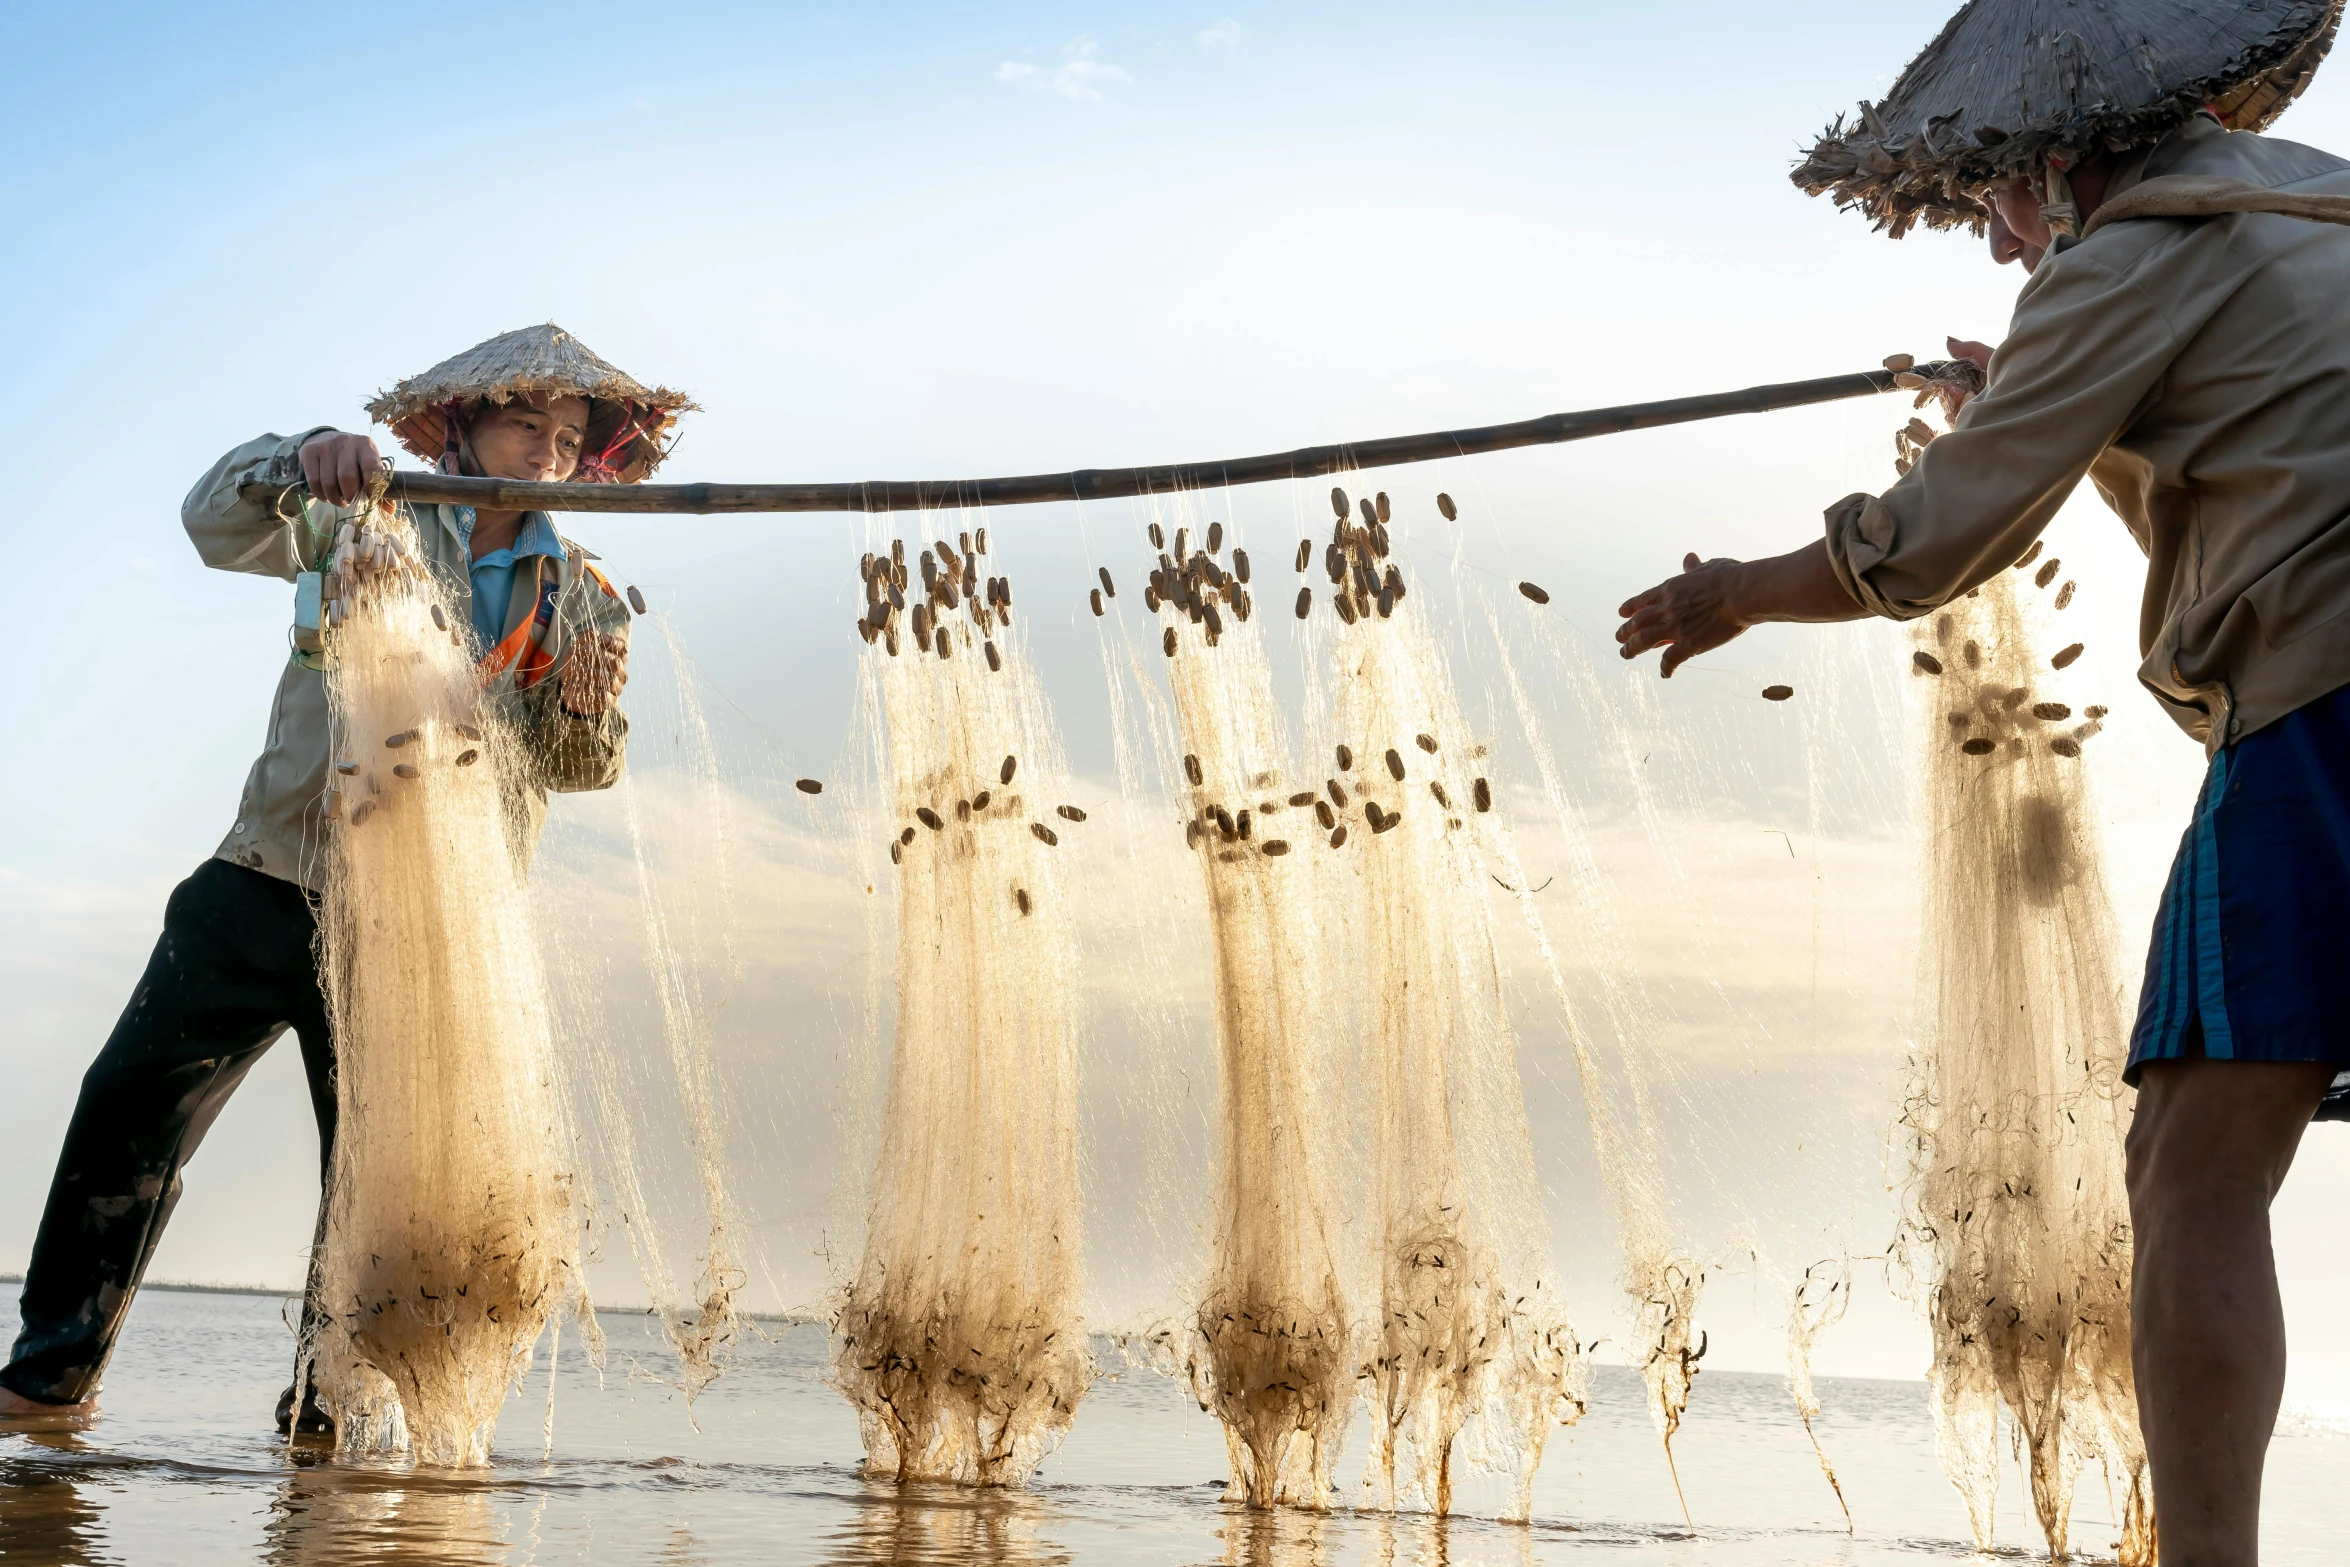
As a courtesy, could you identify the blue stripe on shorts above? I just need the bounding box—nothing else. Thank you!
[2129,683,2350,1119]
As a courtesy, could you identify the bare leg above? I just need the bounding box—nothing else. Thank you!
[2126,1057,2333,1566]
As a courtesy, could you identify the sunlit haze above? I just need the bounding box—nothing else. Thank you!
[4,1,2346,1407]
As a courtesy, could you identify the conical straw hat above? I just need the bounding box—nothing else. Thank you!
[1792,0,2342,237]
[366,323,698,484]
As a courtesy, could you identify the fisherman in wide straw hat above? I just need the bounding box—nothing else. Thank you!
[0,324,690,1434]
[1616,2,2348,1556]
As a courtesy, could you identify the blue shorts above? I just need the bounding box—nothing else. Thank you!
[2129,683,2350,1120]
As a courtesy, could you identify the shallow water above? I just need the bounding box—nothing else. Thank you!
[2,1289,2341,1564]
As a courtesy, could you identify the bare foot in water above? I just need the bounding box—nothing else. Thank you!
[0,1386,98,1429]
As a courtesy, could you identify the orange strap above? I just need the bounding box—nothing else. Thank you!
[478,618,534,683]
[475,556,559,688]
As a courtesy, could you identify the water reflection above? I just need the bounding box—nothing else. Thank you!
[261,1458,510,1567]
[652,1519,714,1567]
[819,1475,1069,1565]
[1215,1503,1338,1567]
[0,1433,120,1566]
[10,1290,2315,1566]
[1212,1506,1545,1567]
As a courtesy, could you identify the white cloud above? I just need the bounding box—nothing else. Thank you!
[1194,18,1249,51]
[996,36,1133,103]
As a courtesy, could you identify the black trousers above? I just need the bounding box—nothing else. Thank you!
[1,859,336,1404]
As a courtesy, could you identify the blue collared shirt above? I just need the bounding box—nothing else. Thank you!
[453,508,568,649]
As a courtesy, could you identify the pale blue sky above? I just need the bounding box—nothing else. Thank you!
[5,3,2348,1402]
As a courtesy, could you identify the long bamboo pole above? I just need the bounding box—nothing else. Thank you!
[385,361,1962,516]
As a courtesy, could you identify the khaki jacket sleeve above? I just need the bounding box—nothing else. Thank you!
[181,429,338,581]
[1823,252,2181,618]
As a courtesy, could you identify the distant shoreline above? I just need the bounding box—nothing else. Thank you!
[0,1272,822,1323]
[0,1271,285,1299]
[0,1274,2026,1393]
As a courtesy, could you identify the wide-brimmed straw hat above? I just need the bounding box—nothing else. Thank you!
[365,323,697,483]
[1791,0,2343,237]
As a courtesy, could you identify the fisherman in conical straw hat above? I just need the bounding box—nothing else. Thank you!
[1615,2,2347,1555]
[0,324,690,1434]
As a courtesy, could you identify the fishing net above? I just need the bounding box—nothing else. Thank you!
[1133,514,1355,1509]
[1897,567,2152,1562]
[274,381,2173,1539]
[1066,501,1587,1517]
[309,499,586,1466]
[536,612,746,1405]
[831,531,1093,1486]
[1477,605,1712,1476]
[1313,489,1584,1520]
[526,599,873,1403]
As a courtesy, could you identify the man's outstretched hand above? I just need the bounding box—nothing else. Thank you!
[1613,342,1984,677]
[1615,540,1871,677]
[1615,552,1756,677]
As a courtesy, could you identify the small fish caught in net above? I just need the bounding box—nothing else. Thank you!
[1898,567,2151,1563]
[268,409,2166,1541]
[1144,513,1354,1509]
[309,498,587,1466]
[1784,1257,1855,1531]
[1466,534,1709,1525]
[832,530,1093,1486]
[1318,488,1584,1521]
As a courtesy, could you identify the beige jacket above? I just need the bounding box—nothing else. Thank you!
[185,432,630,891]
[1824,115,2350,753]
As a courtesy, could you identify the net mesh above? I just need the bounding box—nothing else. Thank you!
[311,499,585,1467]
[830,531,1093,1486]
[1896,571,2151,1562]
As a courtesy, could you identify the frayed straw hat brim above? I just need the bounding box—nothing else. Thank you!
[365,323,698,484]
[1793,0,2342,236]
